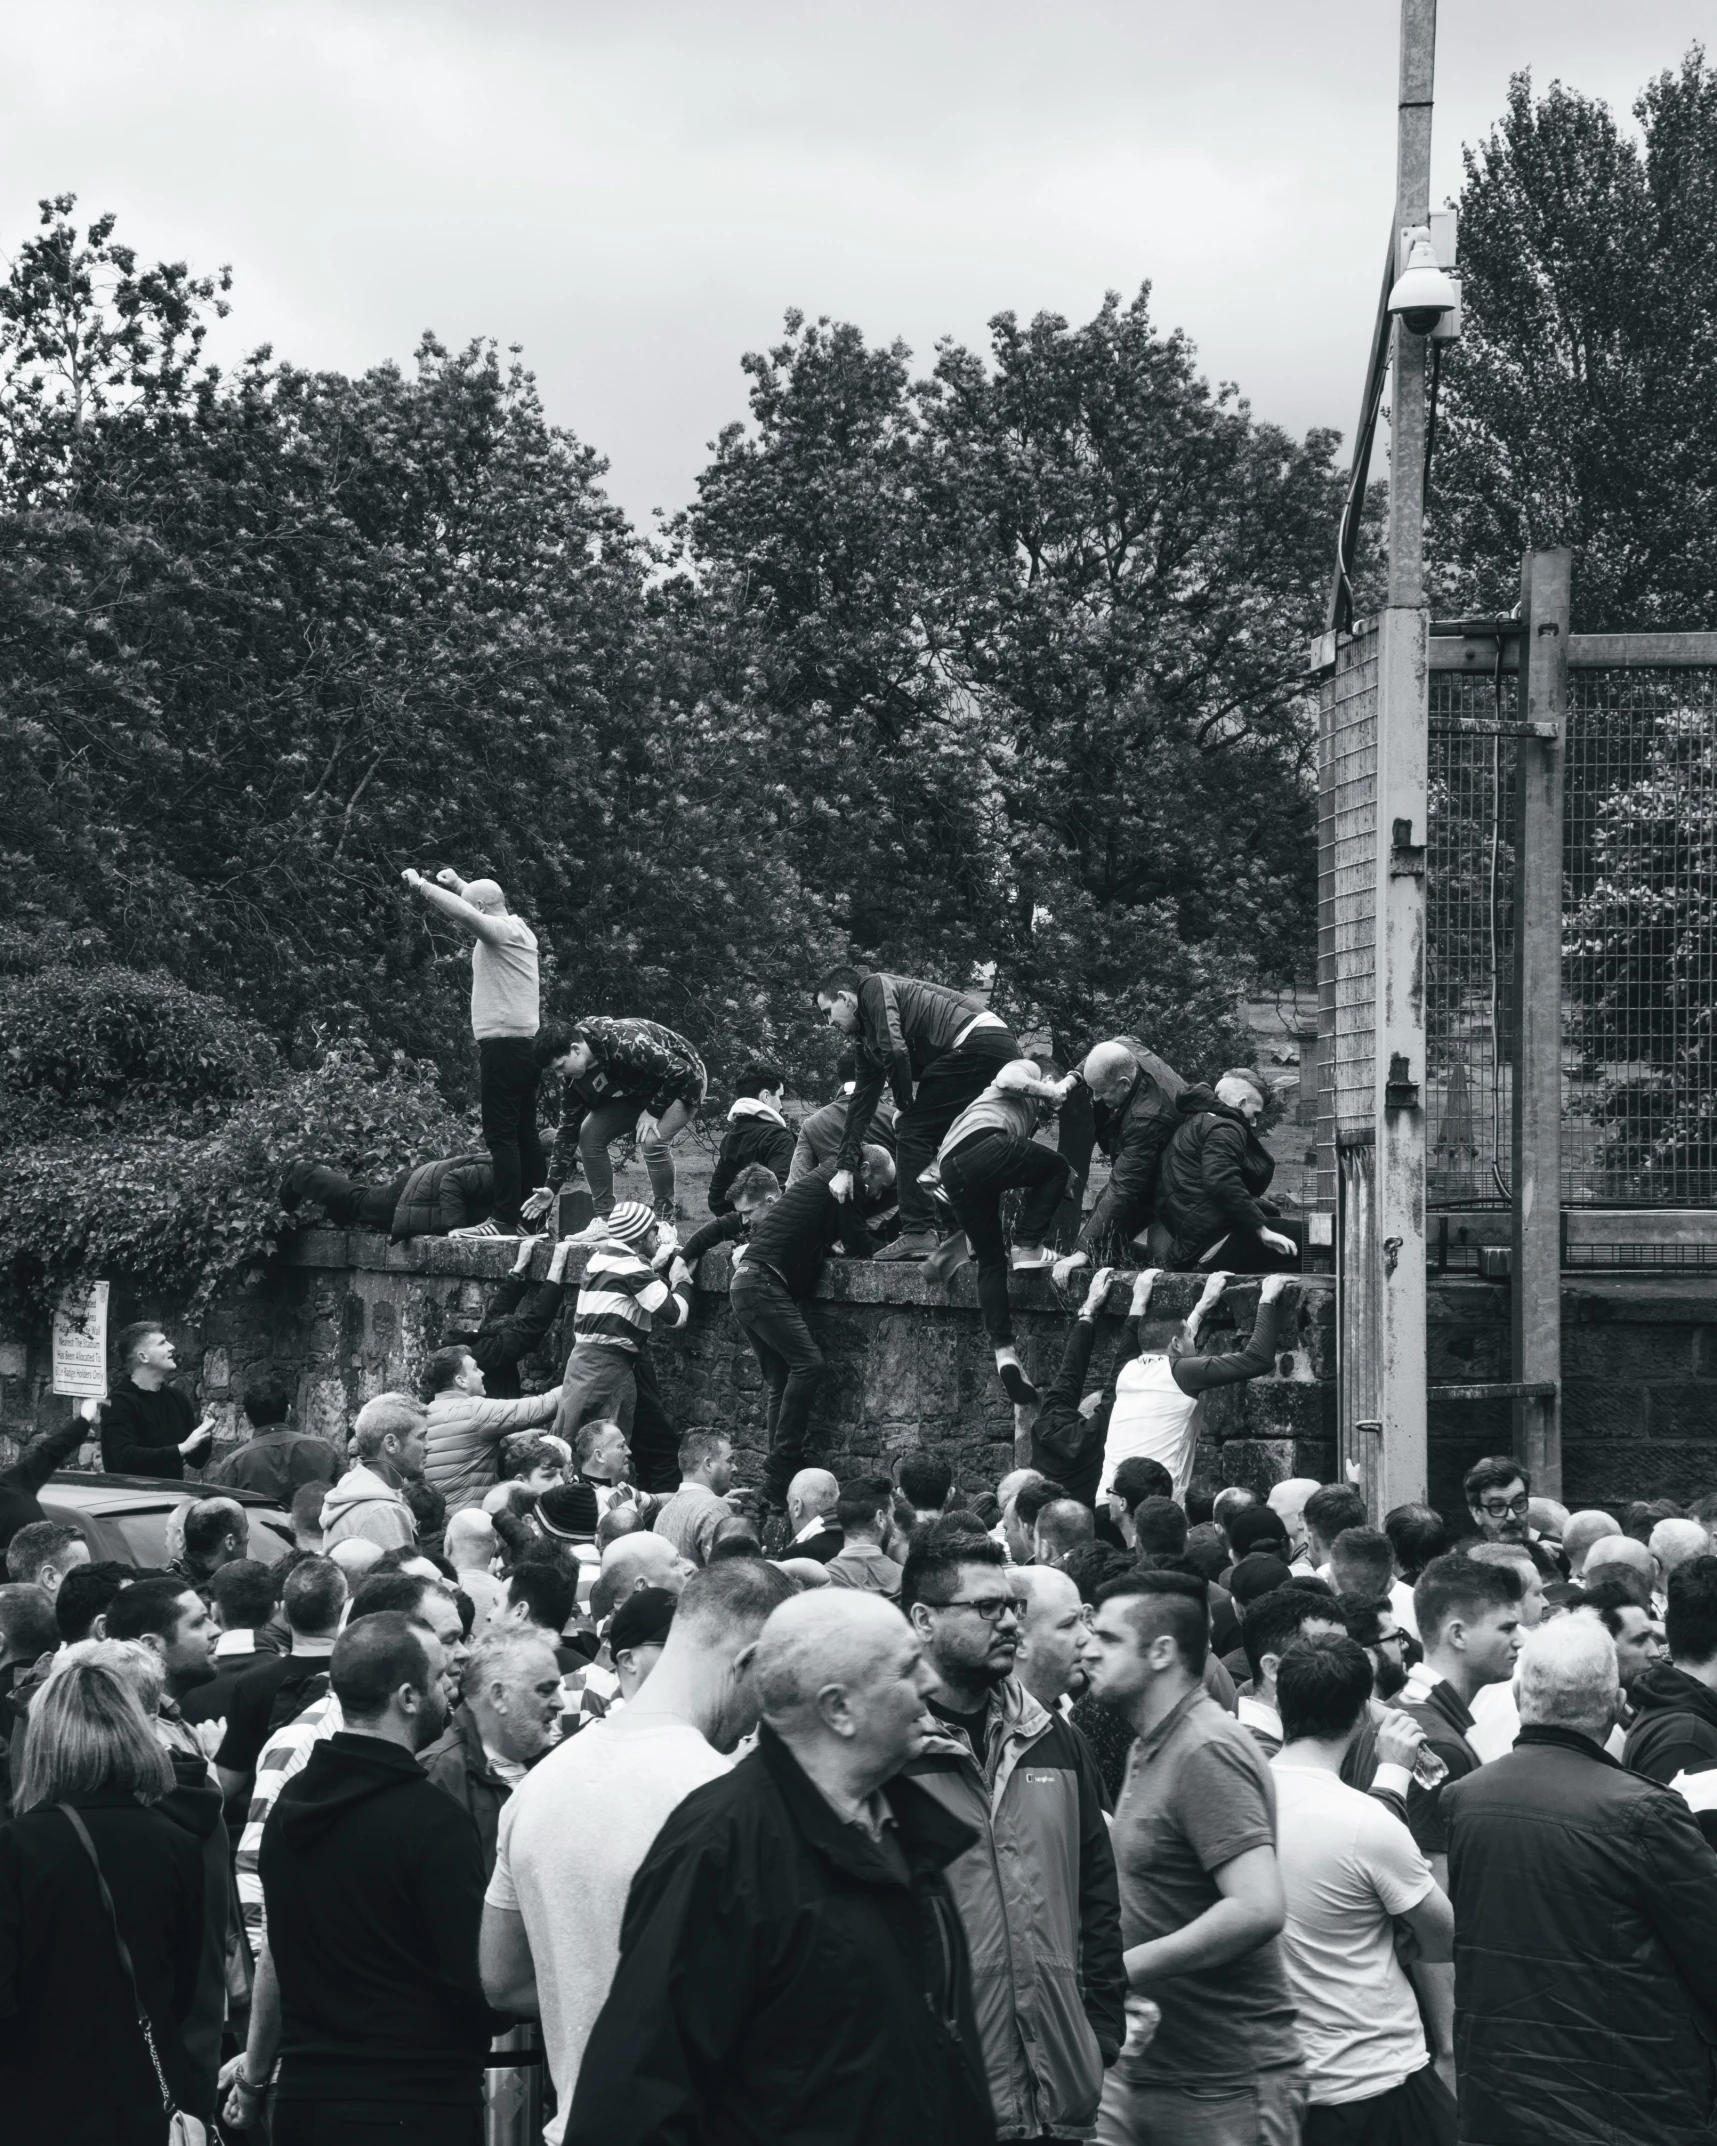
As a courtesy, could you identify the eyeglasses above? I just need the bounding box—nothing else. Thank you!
[1376,1629,1408,1651]
[937,1597,1019,1623]
[1477,1494,1530,1519]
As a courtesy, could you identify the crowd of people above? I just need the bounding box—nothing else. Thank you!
[7,1312,1717,2146]
[5,904,1716,2146]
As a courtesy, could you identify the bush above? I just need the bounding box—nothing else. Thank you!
[0,1047,469,1322]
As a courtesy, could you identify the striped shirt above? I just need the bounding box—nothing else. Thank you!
[235,1690,344,1948]
[572,1241,689,1356]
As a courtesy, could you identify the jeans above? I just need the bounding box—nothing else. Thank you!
[478,1036,545,1231]
[894,1028,1021,1232]
[580,1097,676,1216]
[554,1342,638,1443]
[282,1163,408,1231]
[941,1128,1072,1345]
[1097,2065,1307,2146]
[629,1345,683,1493]
[731,1265,826,1504]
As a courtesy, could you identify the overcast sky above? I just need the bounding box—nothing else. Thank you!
[1,1,1707,527]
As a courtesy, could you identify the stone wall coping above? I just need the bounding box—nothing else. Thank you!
[275,1228,1334,1323]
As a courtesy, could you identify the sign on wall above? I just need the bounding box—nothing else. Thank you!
[52,1281,110,1398]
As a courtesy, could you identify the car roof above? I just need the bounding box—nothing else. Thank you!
[46,1471,290,1518]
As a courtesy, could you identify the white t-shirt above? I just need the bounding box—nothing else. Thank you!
[1390,1577,1420,1643]
[1098,1355,1200,1500]
[485,1714,730,2143]
[1467,1679,1520,1765]
[1269,1758,1436,2105]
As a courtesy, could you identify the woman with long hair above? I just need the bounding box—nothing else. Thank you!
[0,1646,205,2144]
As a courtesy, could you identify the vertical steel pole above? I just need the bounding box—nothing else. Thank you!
[1373,0,1436,1508]
[1511,548,1570,1494]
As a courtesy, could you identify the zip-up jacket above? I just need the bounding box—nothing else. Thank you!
[547,1018,707,1184]
[389,1154,495,1239]
[709,1099,796,1214]
[1056,1040,1186,1254]
[421,1703,528,1878]
[904,1679,1125,2141]
[1625,1663,1717,1841]
[423,1387,561,1510]
[1154,1086,1278,1264]
[565,1723,995,2146]
[837,974,1013,1172]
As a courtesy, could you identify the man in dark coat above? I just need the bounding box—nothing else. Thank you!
[1445,1614,1717,2146]
[566,1589,995,2146]
[444,1236,576,1402]
[816,965,1020,1257]
[1153,1071,1298,1271]
[1054,1035,1185,1274]
[279,1154,495,1239]
[1624,1551,1717,1802]
[99,1324,213,1481]
[708,1061,797,1214]
[0,1412,88,1552]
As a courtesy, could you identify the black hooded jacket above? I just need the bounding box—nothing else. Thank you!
[1154,1086,1277,1265]
[1625,1663,1717,1838]
[1057,1039,1186,1255]
[260,1730,503,2105]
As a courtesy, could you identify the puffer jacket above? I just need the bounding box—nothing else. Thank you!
[422,1387,560,1511]
[904,1678,1125,2141]
[389,1154,495,1240]
[1154,1085,1277,1265]
[708,1098,797,1214]
[1445,1724,1717,2146]
[1057,1039,1185,1254]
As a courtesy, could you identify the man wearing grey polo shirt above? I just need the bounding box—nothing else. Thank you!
[1085,1569,1305,2146]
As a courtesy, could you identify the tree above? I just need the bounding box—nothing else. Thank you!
[1429,50,1717,628]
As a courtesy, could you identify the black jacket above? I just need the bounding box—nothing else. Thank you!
[738,1163,876,1301]
[389,1154,495,1240]
[1058,1040,1186,1254]
[1154,1087,1277,1265]
[566,1723,995,2146]
[100,1380,195,1480]
[709,1105,797,1214]
[1623,1662,1717,1791]
[420,1704,520,1879]
[1445,1724,1717,2146]
[453,1270,568,1401]
[838,973,1004,1172]
[261,1730,502,2105]
[210,1429,343,1503]
[0,1791,205,2146]
[0,1414,86,1550]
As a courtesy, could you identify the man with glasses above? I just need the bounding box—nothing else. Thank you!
[902,1527,1125,2145]
[1462,1456,1560,1578]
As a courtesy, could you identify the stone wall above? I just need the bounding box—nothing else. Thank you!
[0,1234,1337,1498]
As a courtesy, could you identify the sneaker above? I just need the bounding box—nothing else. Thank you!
[1010,1243,1054,1272]
[998,1360,1040,1407]
[560,1219,610,1245]
[876,1231,939,1263]
[448,1221,505,1240]
[925,1232,973,1283]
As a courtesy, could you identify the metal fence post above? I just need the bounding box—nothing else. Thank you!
[1511,548,1570,1494]
[1371,0,1436,1510]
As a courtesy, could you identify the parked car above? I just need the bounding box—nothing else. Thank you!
[37,1472,297,1570]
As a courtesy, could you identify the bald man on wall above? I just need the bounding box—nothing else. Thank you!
[1053,1035,1185,1283]
[402,863,543,1233]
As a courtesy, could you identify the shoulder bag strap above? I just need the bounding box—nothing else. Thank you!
[57,1803,180,2119]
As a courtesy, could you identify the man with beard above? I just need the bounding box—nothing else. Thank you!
[1461,1455,1560,1578]
[224,1612,502,2146]
[901,1530,1124,2143]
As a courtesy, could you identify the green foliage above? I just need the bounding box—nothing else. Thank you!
[0,1043,467,1322]
[1429,50,1717,627]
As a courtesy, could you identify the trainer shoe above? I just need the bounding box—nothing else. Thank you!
[1010,1243,1054,1271]
[875,1230,939,1262]
[925,1232,973,1283]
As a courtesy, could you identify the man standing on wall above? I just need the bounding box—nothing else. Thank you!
[402,865,543,1236]
[816,964,1020,1261]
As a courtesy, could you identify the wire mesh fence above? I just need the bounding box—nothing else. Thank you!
[1427,668,1518,1211]
[1315,624,1380,1209]
[1564,667,1717,1206]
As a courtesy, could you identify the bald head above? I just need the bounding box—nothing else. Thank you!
[753,1591,914,1723]
[444,1509,497,1570]
[1081,1041,1139,1104]
[462,877,506,913]
[1563,1509,1622,1577]
[1581,1533,1655,1605]
[1269,1478,1320,1520]
[598,1532,690,1613]
[787,1469,839,1531]
[1014,1564,1081,1620]
[1650,1518,1711,1577]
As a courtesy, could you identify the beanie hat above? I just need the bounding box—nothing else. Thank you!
[609,1585,677,1656]
[536,1482,599,1540]
[1229,1552,1295,1608]
[1227,1506,1291,1558]
[604,1201,657,1248]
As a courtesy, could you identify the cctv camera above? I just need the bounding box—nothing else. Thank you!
[1387,227,1456,336]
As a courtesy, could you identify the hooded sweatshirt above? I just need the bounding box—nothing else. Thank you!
[319,1464,416,1552]
[262,1730,502,2105]
[708,1097,796,1215]
[1623,1662,1717,1809]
